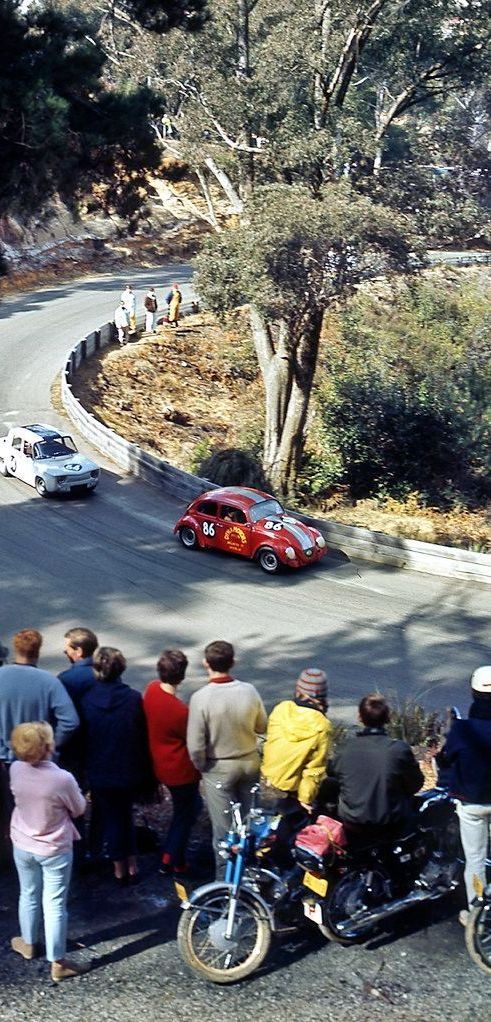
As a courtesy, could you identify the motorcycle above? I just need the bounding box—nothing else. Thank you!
[175,784,463,983]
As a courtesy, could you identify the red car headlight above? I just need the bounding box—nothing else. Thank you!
[284,546,296,560]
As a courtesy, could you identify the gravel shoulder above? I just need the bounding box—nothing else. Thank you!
[0,803,489,1022]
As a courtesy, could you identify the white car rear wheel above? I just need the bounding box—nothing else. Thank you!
[0,461,10,477]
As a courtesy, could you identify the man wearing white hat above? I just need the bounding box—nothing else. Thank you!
[437,665,491,924]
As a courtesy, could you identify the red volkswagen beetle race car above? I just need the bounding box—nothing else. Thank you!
[174,486,328,573]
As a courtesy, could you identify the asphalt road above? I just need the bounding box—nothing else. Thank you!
[0,268,489,717]
[0,268,490,1021]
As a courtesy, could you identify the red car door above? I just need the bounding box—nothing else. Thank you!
[216,503,252,558]
[193,498,220,547]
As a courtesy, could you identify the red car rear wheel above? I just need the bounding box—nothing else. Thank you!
[179,526,198,549]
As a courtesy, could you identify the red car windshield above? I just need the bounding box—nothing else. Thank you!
[249,498,284,523]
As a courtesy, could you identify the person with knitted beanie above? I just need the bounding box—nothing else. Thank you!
[261,668,333,811]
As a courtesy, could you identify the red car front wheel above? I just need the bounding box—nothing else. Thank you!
[257,547,281,574]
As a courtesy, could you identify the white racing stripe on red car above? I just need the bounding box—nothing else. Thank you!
[265,516,315,553]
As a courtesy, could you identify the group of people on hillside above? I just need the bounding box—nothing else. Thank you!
[0,627,490,981]
[114,282,182,345]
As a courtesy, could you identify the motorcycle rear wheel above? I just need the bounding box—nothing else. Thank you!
[323,870,388,945]
[465,904,491,974]
[177,889,272,984]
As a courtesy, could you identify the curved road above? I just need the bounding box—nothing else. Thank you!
[0,267,489,716]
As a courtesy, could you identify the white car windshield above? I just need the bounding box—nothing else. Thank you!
[33,440,77,460]
[249,498,284,523]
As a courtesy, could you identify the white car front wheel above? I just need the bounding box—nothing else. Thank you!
[0,460,10,477]
[35,477,49,498]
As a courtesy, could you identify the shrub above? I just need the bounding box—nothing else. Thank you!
[196,447,269,490]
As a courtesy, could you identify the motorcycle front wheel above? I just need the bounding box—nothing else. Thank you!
[465,903,491,974]
[177,889,272,984]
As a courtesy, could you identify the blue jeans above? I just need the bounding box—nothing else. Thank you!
[13,846,73,961]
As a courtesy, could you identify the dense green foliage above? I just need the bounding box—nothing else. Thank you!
[0,0,205,222]
[309,273,491,507]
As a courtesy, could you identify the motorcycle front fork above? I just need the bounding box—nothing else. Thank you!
[224,838,247,940]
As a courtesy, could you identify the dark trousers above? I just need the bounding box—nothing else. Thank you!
[164,782,202,868]
[0,762,13,866]
[91,787,136,861]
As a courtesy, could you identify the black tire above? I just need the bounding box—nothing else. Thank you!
[177,889,272,984]
[35,477,49,498]
[323,870,387,945]
[465,904,491,974]
[257,547,281,574]
[0,460,10,477]
[179,525,198,549]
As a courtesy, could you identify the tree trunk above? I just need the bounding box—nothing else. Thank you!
[249,304,323,497]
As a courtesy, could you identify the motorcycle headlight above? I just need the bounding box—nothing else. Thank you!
[284,546,296,560]
[315,535,326,549]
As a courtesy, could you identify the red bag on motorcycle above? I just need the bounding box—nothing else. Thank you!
[294,815,347,869]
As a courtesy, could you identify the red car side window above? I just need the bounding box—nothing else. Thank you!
[196,501,218,516]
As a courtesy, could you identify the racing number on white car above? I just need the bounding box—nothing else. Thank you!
[202,521,216,537]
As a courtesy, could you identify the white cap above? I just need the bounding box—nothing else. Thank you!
[471,666,491,693]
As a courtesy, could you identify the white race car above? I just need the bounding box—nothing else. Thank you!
[0,424,100,497]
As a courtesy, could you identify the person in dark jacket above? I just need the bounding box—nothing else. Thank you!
[332,693,424,837]
[59,627,98,707]
[78,647,153,884]
[436,666,491,924]
[58,627,98,857]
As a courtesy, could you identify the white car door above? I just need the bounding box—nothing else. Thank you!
[10,437,35,484]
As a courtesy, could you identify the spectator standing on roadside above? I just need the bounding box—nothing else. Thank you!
[0,629,79,858]
[144,287,158,333]
[436,666,491,925]
[331,693,423,838]
[187,641,267,874]
[114,301,129,346]
[166,283,182,328]
[0,630,79,766]
[58,628,98,855]
[78,647,154,884]
[143,650,202,877]
[9,722,88,982]
[59,628,97,709]
[121,284,137,334]
[261,668,333,811]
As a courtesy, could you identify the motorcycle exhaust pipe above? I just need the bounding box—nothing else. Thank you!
[335,884,452,936]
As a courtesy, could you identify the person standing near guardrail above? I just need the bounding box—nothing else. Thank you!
[144,287,158,333]
[114,301,129,346]
[166,283,182,328]
[121,284,136,334]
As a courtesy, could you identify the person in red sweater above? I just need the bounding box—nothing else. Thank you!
[143,650,201,876]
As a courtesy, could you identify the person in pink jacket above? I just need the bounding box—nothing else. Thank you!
[9,721,89,982]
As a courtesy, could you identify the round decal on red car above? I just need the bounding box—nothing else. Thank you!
[224,526,247,552]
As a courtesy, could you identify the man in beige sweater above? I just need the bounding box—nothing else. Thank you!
[187,640,267,874]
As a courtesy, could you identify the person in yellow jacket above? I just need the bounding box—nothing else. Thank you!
[261,668,332,811]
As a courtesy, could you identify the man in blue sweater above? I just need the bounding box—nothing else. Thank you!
[437,665,491,924]
[0,629,79,762]
[0,629,79,859]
